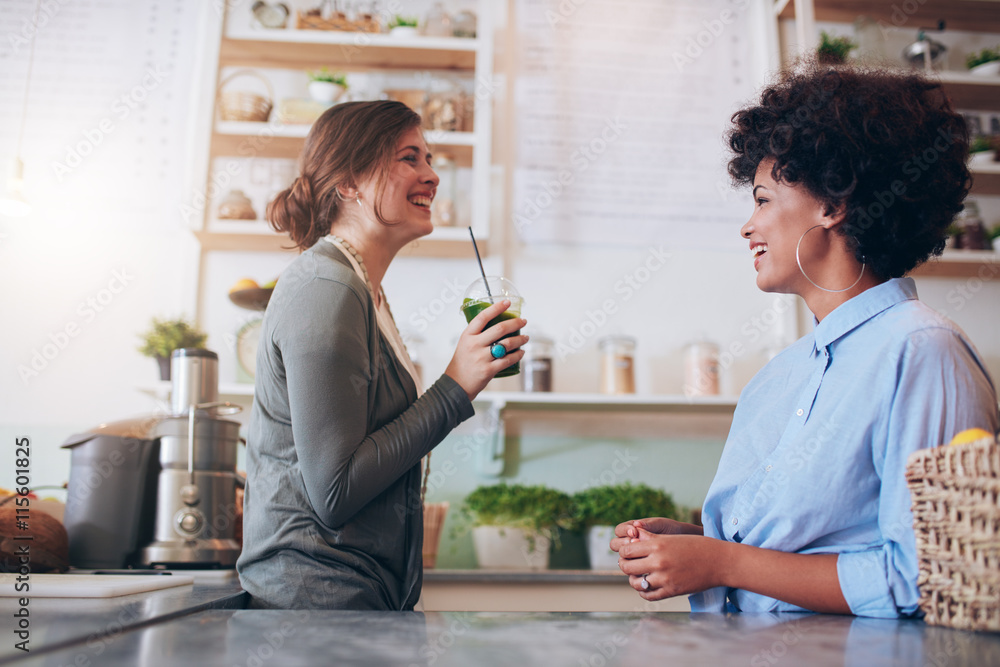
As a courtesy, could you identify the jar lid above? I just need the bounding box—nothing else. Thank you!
[597,335,636,350]
[522,336,554,358]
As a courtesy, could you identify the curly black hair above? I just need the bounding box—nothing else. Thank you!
[728,63,971,279]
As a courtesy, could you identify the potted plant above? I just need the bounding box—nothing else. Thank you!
[460,483,574,570]
[307,67,348,104]
[817,31,855,65]
[138,316,208,381]
[572,483,680,570]
[388,15,419,38]
[967,46,1000,76]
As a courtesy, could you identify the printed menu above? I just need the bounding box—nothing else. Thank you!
[513,0,763,249]
[0,0,202,228]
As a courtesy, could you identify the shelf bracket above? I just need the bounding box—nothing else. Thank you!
[475,399,506,477]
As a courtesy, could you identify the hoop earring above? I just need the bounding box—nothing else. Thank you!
[356,194,362,207]
[795,224,865,294]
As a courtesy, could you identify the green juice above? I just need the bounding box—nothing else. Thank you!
[462,298,521,377]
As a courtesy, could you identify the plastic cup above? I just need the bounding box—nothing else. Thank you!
[460,276,523,378]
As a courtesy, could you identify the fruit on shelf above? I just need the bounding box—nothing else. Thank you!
[229,278,259,293]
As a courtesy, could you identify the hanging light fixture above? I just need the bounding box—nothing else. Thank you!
[0,0,41,218]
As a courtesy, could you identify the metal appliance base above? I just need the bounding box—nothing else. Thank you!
[140,539,240,568]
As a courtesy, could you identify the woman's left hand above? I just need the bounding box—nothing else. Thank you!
[616,527,728,601]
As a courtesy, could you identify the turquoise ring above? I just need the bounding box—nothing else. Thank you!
[490,343,507,359]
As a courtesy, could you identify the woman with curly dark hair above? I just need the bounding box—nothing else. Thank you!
[613,64,999,617]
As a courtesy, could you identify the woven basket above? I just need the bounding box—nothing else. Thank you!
[217,70,273,122]
[905,435,1000,632]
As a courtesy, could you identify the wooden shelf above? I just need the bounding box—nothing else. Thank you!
[192,1,494,323]
[141,385,739,416]
[215,121,479,145]
[971,161,1000,195]
[210,123,478,163]
[194,228,488,258]
[219,34,478,71]
[210,132,303,159]
[776,0,1000,34]
[910,249,1000,278]
[938,71,1000,111]
[473,391,738,415]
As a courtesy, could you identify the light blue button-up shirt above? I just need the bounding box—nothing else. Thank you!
[689,278,999,618]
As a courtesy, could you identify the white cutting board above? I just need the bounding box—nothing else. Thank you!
[0,574,194,598]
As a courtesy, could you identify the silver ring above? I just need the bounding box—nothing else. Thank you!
[490,343,507,359]
[640,574,650,591]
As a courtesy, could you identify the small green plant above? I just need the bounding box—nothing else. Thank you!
[989,224,1000,242]
[307,67,347,88]
[817,31,855,65]
[571,483,680,530]
[967,47,1000,70]
[459,483,575,542]
[970,135,993,154]
[138,317,207,359]
[388,15,418,29]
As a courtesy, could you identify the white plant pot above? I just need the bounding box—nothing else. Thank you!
[586,525,621,570]
[308,81,345,104]
[390,26,419,38]
[970,61,1000,77]
[472,525,550,570]
[971,151,997,168]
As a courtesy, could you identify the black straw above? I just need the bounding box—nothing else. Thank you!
[468,226,493,301]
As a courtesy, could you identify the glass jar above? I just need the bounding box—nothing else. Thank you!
[431,153,457,226]
[452,10,477,38]
[852,16,885,63]
[217,189,256,220]
[521,336,554,392]
[954,200,992,250]
[422,2,452,37]
[598,336,636,395]
[424,78,464,132]
[683,341,720,397]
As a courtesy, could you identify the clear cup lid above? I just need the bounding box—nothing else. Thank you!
[462,276,521,304]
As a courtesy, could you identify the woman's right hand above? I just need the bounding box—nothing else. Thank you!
[445,299,528,401]
[609,517,701,553]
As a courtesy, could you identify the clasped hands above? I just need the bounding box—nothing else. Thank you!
[611,517,723,601]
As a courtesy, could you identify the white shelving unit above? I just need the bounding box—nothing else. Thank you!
[774,0,1000,279]
[192,1,496,321]
[138,382,738,476]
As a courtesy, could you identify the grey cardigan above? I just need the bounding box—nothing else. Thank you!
[236,241,474,610]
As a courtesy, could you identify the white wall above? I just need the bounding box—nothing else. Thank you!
[2,1,999,498]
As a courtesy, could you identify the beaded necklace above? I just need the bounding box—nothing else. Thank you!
[326,234,384,307]
[323,234,433,504]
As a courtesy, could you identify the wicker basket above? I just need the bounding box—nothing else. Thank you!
[217,70,273,122]
[905,435,1000,632]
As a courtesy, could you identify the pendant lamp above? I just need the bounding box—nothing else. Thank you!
[1,0,41,218]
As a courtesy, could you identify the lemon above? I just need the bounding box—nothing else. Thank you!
[229,278,259,293]
[949,428,995,446]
